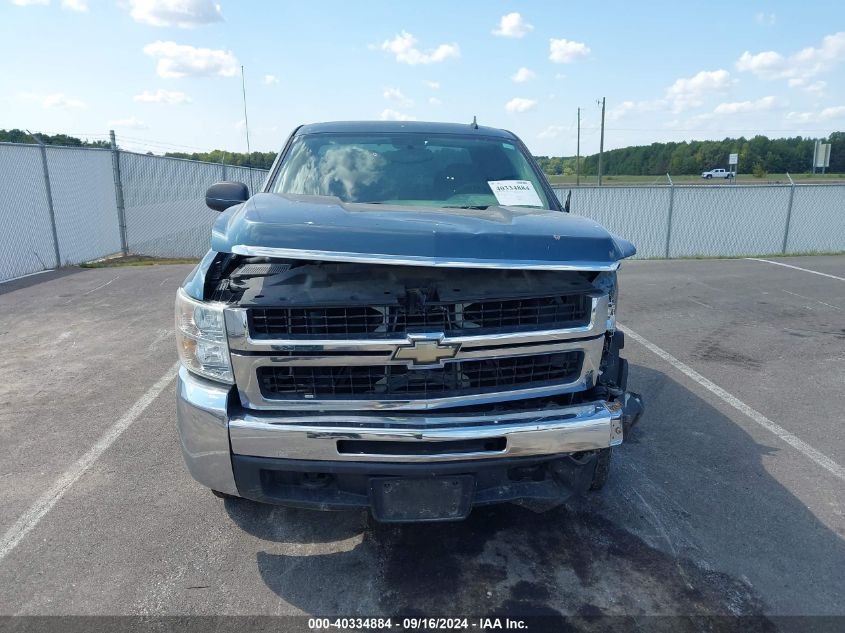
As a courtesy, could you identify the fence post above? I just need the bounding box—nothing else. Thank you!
[109,130,129,255]
[29,133,61,268]
[664,173,675,259]
[220,159,227,181]
[781,172,796,254]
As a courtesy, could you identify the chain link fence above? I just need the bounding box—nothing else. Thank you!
[553,183,845,259]
[0,141,268,282]
[0,143,57,280]
[121,152,263,258]
[1,139,843,283]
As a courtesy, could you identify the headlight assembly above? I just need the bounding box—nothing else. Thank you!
[175,288,233,383]
[592,271,618,332]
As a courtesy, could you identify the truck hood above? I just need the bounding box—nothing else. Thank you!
[211,193,636,271]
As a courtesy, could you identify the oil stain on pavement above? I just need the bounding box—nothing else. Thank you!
[234,500,775,630]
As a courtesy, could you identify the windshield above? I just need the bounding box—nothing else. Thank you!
[270,132,553,210]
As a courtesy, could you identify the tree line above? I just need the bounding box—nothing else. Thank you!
[0,128,110,148]
[163,149,277,170]
[5,128,841,176]
[0,129,274,168]
[535,132,844,176]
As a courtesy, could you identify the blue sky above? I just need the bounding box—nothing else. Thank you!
[2,0,844,156]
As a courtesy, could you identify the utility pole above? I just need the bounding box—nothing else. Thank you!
[240,65,253,191]
[576,107,581,186]
[597,97,606,187]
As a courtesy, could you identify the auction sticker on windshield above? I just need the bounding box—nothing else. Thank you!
[487,180,543,207]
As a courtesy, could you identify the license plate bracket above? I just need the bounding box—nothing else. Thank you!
[369,476,475,523]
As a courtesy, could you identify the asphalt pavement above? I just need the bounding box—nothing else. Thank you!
[0,256,843,627]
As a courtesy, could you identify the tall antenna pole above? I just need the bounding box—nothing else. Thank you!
[597,97,606,187]
[240,65,253,190]
[576,107,581,187]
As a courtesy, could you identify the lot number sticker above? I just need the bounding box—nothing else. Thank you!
[487,180,543,207]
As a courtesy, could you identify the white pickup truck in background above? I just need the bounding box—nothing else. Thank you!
[701,168,734,179]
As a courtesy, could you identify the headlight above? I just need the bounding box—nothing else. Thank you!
[175,288,233,383]
[607,275,618,332]
[592,271,618,332]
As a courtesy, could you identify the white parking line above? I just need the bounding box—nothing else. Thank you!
[745,258,845,281]
[0,269,54,285]
[619,324,845,483]
[0,362,180,564]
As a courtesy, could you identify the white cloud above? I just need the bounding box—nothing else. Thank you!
[511,67,536,83]
[736,32,845,82]
[133,88,192,104]
[380,31,459,65]
[108,116,148,130]
[713,96,781,114]
[383,87,413,107]
[42,93,85,109]
[789,77,828,95]
[818,105,845,119]
[61,0,88,11]
[786,105,845,123]
[263,74,279,85]
[380,108,416,121]
[429,97,441,106]
[11,0,48,6]
[129,0,223,28]
[549,38,590,64]
[423,80,440,89]
[755,12,776,26]
[492,12,533,39]
[666,69,734,112]
[608,100,636,121]
[505,97,536,113]
[537,125,566,139]
[142,41,238,78]
[803,80,827,94]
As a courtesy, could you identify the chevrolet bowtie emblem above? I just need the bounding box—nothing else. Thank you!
[392,334,460,366]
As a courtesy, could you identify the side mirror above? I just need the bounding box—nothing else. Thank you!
[205,181,249,212]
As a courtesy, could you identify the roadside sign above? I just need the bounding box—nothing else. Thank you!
[729,153,738,165]
[814,143,831,168]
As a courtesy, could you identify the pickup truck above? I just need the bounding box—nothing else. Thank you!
[701,168,734,179]
[176,120,644,522]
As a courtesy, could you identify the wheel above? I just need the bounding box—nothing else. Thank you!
[589,448,613,491]
[705,174,712,179]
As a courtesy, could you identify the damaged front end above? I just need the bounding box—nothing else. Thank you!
[177,241,643,520]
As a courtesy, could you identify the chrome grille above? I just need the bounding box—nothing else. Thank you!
[256,351,583,400]
[226,292,608,411]
[249,293,591,339]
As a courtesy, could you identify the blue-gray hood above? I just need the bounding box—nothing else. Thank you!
[211,193,636,271]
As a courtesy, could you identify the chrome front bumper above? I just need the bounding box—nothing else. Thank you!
[176,367,625,495]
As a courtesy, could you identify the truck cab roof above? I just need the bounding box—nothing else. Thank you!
[294,120,518,140]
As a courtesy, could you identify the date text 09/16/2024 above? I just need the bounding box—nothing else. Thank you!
[308,617,528,630]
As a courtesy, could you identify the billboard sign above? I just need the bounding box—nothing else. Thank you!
[814,143,831,168]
